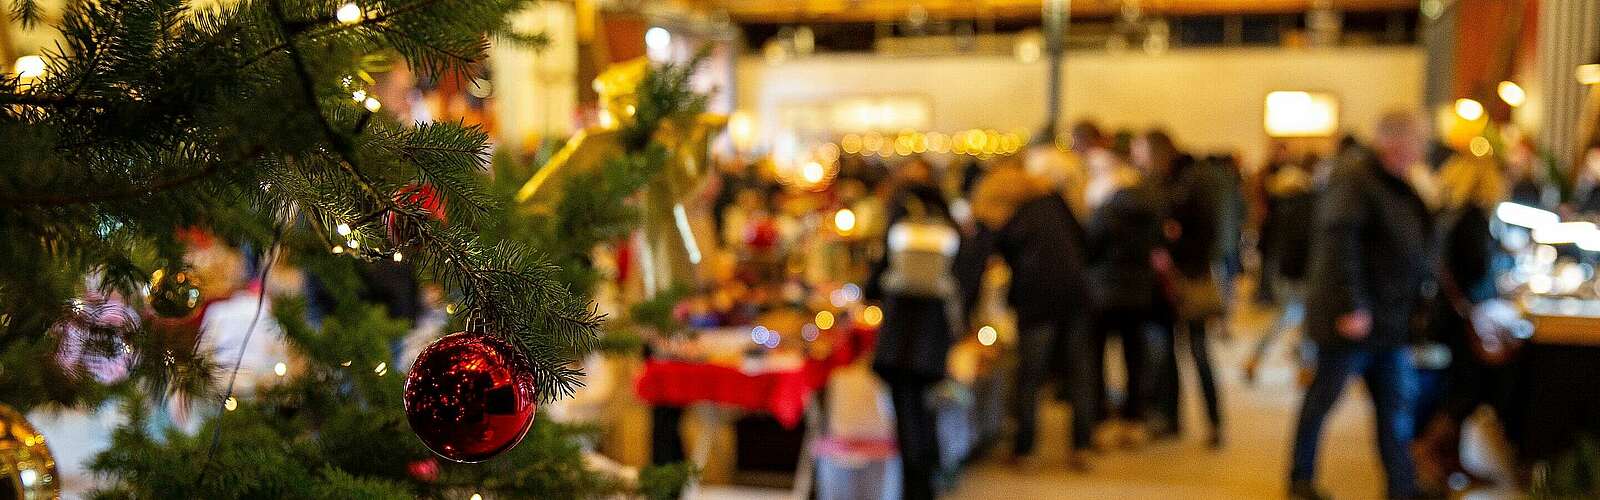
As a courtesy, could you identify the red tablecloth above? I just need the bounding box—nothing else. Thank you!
[634,324,874,428]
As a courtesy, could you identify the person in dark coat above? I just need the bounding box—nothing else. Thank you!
[967,144,1096,470]
[1138,130,1224,446]
[1288,112,1438,500]
[1243,159,1320,385]
[1084,148,1169,447]
[865,169,960,500]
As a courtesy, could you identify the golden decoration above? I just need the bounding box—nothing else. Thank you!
[0,403,61,500]
[515,57,726,295]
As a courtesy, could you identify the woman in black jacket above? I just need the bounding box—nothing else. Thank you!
[865,167,961,500]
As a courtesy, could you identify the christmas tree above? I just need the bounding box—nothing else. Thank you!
[1,0,699,496]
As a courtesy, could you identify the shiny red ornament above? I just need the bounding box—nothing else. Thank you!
[385,183,447,246]
[403,332,536,463]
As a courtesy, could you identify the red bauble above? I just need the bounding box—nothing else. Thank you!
[385,184,447,246]
[403,332,536,463]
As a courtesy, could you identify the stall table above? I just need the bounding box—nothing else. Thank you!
[634,324,874,498]
[1519,302,1600,465]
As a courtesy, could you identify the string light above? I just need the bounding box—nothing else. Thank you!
[335,3,363,24]
[350,90,367,103]
[346,239,360,249]
[331,245,345,254]
[363,97,382,112]
[470,494,483,500]
[374,362,388,376]
[336,223,352,236]
[392,252,403,262]
[13,55,45,78]
[224,397,238,411]
[274,362,287,377]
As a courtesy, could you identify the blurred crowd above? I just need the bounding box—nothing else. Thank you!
[791,110,1600,500]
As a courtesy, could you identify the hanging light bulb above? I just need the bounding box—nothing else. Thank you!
[1497,81,1526,107]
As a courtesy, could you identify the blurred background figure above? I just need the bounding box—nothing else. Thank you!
[1411,148,1520,492]
[1084,121,1168,450]
[866,159,962,500]
[1139,129,1225,447]
[1243,148,1322,386]
[1289,111,1438,500]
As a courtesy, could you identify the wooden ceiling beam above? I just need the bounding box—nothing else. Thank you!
[700,0,1418,24]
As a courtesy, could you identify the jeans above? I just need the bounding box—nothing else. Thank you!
[1169,319,1222,433]
[1013,319,1098,456]
[1289,344,1420,498]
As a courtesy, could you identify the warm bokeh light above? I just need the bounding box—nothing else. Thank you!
[13,55,45,79]
[335,2,362,24]
[800,161,826,184]
[728,111,756,151]
[1454,98,1484,121]
[977,325,997,346]
[1469,136,1493,157]
[814,310,836,330]
[833,208,857,234]
[1264,91,1338,137]
[862,305,883,327]
[1497,81,1526,107]
[274,362,287,377]
[1578,64,1600,85]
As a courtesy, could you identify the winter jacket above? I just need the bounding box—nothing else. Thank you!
[1304,149,1436,348]
[1086,180,1169,314]
[991,194,1090,327]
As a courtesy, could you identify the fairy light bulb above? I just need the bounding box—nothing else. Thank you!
[335,3,362,24]
[336,223,352,236]
[13,55,45,79]
[363,97,382,112]
[274,362,287,376]
[351,90,367,103]
[331,245,344,254]
[977,325,998,346]
[224,397,238,411]
[392,252,403,262]
[346,239,359,249]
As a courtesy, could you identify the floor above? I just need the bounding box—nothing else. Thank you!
[700,295,1520,500]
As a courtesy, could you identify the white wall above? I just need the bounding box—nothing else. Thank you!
[735,46,1426,167]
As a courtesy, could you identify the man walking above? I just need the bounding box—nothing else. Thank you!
[1288,112,1438,500]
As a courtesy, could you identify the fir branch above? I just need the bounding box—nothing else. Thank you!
[0,155,233,208]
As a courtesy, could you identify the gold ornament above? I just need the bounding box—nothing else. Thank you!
[0,403,61,500]
[515,57,726,295]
